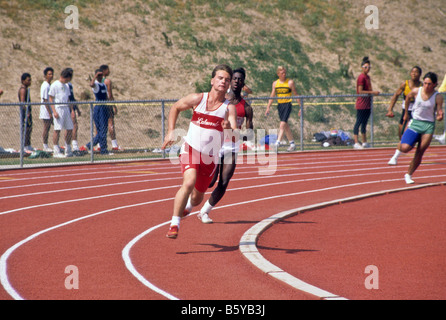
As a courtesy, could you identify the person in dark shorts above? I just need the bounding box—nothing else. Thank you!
[18,73,34,151]
[353,57,380,149]
[265,66,299,152]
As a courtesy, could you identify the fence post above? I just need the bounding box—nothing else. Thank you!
[90,103,94,163]
[161,100,166,159]
[300,97,304,151]
[19,104,25,168]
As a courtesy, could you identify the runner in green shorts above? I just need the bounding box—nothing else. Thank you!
[398,72,444,184]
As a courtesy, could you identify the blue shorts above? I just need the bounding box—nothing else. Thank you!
[400,128,421,147]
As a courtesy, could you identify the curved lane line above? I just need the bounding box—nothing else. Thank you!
[239,181,446,300]
[2,174,446,299]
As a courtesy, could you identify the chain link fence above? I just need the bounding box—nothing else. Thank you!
[1,94,445,169]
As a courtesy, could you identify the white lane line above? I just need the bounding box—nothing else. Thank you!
[0,197,174,300]
[121,174,446,300]
[239,181,446,300]
[2,163,445,215]
[2,172,446,300]
[0,161,399,199]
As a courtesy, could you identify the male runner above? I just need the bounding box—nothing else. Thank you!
[190,67,254,224]
[162,64,238,239]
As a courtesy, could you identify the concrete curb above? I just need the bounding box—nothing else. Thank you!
[239,181,446,300]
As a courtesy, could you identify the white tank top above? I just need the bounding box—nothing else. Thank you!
[184,93,229,157]
[412,89,438,123]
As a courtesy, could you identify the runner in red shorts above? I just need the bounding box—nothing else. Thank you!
[162,65,238,239]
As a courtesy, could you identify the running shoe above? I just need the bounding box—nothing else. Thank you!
[362,142,370,148]
[287,143,296,152]
[434,133,446,145]
[388,156,397,166]
[197,212,213,224]
[353,143,363,149]
[53,152,66,158]
[112,146,124,151]
[404,174,414,184]
[166,225,179,239]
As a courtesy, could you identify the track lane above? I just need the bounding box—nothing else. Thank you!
[1,147,445,300]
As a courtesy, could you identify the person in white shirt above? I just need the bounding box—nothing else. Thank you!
[49,68,74,158]
[398,72,444,184]
[162,64,238,239]
[39,67,54,152]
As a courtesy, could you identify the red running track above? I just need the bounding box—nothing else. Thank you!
[0,147,445,300]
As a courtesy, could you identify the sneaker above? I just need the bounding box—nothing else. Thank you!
[65,152,74,157]
[24,146,35,152]
[53,152,66,158]
[362,142,370,148]
[405,173,414,184]
[434,133,446,145]
[287,143,296,152]
[112,146,124,151]
[353,143,363,149]
[166,225,179,239]
[43,147,53,152]
[388,157,397,166]
[197,212,213,224]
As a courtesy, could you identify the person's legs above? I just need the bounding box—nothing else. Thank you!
[167,169,200,238]
[198,153,237,224]
[408,134,433,176]
[42,119,52,150]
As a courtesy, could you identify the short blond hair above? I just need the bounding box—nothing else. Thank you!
[276,66,286,73]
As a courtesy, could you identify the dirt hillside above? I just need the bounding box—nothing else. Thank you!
[0,0,445,103]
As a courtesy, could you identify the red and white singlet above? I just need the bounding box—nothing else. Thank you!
[183,92,229,158]
[221,99,246,154]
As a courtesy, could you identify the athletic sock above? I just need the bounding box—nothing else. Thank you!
[171,216,181,227]
[185,197,193,212]
[112,140,118,148]
[289,140,295,145]
[393,149,401,159]
[200,200,214,215]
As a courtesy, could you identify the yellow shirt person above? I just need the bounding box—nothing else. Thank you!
[439,74,446,93]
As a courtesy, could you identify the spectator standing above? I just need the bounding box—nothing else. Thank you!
[353,56,380,149]
[265,66,299,152]
[99,64,121,151]
[39,67,54,152]
[18,73,34,152]
[438,73,446,93]
[84,69,112,155]
[49,68,74,158]
[66,68,81,151]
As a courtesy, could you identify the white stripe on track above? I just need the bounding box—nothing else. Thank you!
[2,165,446,215]
[120,173,446,300]
[3,172,446,299]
